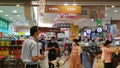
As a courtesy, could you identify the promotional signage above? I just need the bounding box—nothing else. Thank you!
[70,23,79,40]
[45,5,81,14]
[38,27,62,33]
[97,19,102,26]
[0,32,3,36]
[0,27,10,34]
[18,32,25,35]
[0,18,9,29]
[54,23,70,28]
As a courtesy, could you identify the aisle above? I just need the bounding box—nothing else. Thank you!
[61,56,69,68]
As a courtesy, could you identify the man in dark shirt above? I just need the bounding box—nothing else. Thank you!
[47,37,59,68]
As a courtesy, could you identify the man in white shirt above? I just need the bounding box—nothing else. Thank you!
[21,26,43,68]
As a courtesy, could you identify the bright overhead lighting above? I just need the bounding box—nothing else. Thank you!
[17,15,20,17]
[13,10,17,13]
[57,15,60,17]
[114,10,118,12]
[105,14,108,16]
[10,18,13,19]
[111,5,115,8]
[72,3,77,6]
[16,4,20,7]
[91,19,94,22]
[0,10,3,13]
[64,3,69,6]
[5,14,8,16]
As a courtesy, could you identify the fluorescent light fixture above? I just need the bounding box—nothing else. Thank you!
[114,10,118,12]
[17,15,20,17]
[0,10,3,12]
[111,5,115,8]
[64,3,68,6]
[5,14,8,16]
[13,10,17,13]
[72,3,77,6]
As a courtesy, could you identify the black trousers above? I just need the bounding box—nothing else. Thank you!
[49,63,54,68]
[48,54,56,68]
[26,64,40,68]
[104,63,112,68]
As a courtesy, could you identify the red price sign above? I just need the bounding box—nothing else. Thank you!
[0,32,3,36]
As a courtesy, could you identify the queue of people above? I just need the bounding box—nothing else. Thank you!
[21,26,120,68]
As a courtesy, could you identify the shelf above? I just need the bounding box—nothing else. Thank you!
[0,45,22,47]
[9,50,21,51]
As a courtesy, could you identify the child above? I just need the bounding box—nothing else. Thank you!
[93,51,104,68]
[49,55,64,68]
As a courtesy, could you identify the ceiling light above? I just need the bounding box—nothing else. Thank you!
[91,19,94,22]
[0,10,3,13]
[64,3,68,6]
[10,18,13,19]
[72,3,77,6]
[13,10,17,13]
[57,15,60,17]
[17,15,20,17]
[105,14,108,16]
[16,4,20,7]
[114,10,118,12]
[5,14,8,16]
[111,5,115,8]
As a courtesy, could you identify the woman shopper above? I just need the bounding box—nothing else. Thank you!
[103,40,118,68]
[64,39,82,68]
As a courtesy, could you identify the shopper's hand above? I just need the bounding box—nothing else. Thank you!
[51,46,56,49]
[39,55,44,60]
[63,61,66,65]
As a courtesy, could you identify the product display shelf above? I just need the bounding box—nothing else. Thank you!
[0,45,22,57]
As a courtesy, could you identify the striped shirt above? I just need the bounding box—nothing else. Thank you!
[21,37,40,65]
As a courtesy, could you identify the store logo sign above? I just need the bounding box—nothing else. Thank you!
[45,5,81,14]
[0,18,8,29]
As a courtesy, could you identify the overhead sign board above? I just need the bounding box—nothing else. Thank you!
[54,23,70,28]
[45,5,81,14]
[0,18,9,29]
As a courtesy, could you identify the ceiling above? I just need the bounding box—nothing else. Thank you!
[46,0,120,2]
[0,0,120,29]
[42,6,120,29]
[0,6,29,27]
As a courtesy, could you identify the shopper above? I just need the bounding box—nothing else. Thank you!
[49,55,64,68]
[21,26,44,68]
[47,37,59,68]
[103,40,118,68]
[64,39,82,68]
[93,51,104,68]
[39,40,49,68]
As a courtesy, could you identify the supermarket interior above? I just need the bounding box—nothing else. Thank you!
[0,0,120,68]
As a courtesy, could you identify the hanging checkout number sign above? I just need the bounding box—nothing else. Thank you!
[97,27,102,33]
[86,29,92,34]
